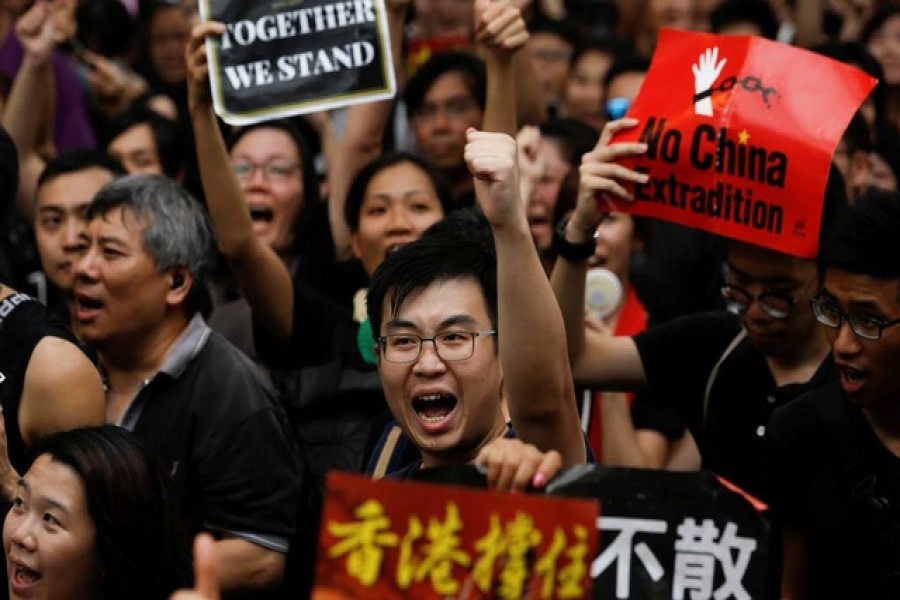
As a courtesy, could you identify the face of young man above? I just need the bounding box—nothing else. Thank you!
[34,168,116,293]
[73,206,180,348]
[819,269,900,409]
[411,71,483,171]
[526,137,571,251]
[376,278,505,467]
[725,241,821,359]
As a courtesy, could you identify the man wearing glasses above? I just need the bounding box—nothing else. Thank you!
[766,189,900,599]
[552,118,845,502]
[367,129,587,482]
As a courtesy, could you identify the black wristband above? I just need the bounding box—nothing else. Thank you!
[552,215,597,261]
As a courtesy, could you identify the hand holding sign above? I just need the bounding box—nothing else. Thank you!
[474,437,562,493]
[186,22,226,115]
[170,533,220,600]
[609,28,876,258]
[568,118,649,239]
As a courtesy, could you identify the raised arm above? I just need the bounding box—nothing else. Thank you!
[475,0,529,137]
[328,0,410,259]
[185,22,294,345]
[465,128,584,465]
[2,0,55,221]
[549,118,650,389]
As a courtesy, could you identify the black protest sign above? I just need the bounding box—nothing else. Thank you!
[199,0,396,125]
[548,466,770,599]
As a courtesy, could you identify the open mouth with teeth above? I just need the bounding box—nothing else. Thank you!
[12,563,41,587]
[412,394,458,431]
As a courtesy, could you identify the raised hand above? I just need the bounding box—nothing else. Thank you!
[464,128,522,228]
[474,437,562,493]
[15,0,55,68]
[475,0,529,59]
[692,47,726,117]
[568,118,648,240]
[186,21,226,114]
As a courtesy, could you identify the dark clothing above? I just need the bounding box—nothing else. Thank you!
[634,311,837,500]
[0,292,75,473]
[119,315,302,552]
[766,381,900,599]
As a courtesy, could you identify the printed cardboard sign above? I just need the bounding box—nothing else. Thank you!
[609,28,876,258]
[199,0,396,125]
[313,471,599,599]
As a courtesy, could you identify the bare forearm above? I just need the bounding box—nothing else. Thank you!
[511,47,546,127]
[191,103,294,343]
[214,538,285,593]
[483,54,517,137]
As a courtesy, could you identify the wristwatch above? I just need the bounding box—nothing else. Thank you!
[552,215,598,261]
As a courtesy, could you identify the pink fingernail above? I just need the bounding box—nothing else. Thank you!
[532,473,546,488]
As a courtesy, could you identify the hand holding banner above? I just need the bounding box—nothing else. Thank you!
[608,28,876,258]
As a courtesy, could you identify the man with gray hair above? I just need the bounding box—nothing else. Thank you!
[72,175,302,596]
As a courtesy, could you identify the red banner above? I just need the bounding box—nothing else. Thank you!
[609,28,876,258]
[313,471,600,599]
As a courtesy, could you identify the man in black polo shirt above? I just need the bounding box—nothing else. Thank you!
[71,175,301,596]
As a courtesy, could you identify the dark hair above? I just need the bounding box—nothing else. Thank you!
[100,104,183,178]
[602,54,651,92]
[528,15,581,47]
[75,0,135,58]
[870,127,900,187]
[710,0,779,40]
[820,187,900,280]
[569,36,635,72]
[86,175,214,315]
[30,426,191,599]
[539,117,601,168]
[344,152,454,232]
[367,208,497,344]
[404,51,486,117]
[37,150,125,189]
[842,111,872,155]
[817,163,850,258]
[0,125,18,206]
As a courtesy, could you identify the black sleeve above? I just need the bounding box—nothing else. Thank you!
[254,279,358,370]
[633,311,741,435]
[198,406,303,551]
[630,390,686,440]
[764,400,813,527]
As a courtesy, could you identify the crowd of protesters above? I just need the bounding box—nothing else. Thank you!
[1,0,900,598]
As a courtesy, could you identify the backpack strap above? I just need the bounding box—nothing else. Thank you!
[703,328,748,428]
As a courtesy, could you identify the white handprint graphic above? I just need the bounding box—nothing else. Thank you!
[692,47,727,117]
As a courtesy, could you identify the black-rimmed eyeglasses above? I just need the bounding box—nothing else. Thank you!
[377,330,497,363]
[721,284,797,319]
[811,297,900,340]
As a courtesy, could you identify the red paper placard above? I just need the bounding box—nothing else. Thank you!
[313,472,600,599]
[609,28,876,258]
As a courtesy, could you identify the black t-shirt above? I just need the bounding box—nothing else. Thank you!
[766,381,900,599]
[634,311,836,499]
[0,293,76,473]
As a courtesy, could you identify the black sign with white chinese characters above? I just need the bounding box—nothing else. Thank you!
[199,0,396,125]
[547,466,770,599]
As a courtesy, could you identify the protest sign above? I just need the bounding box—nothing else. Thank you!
[549,466,770,599]
[198,0,396,125]
[312,471,599,599]
[608,28,876,258]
